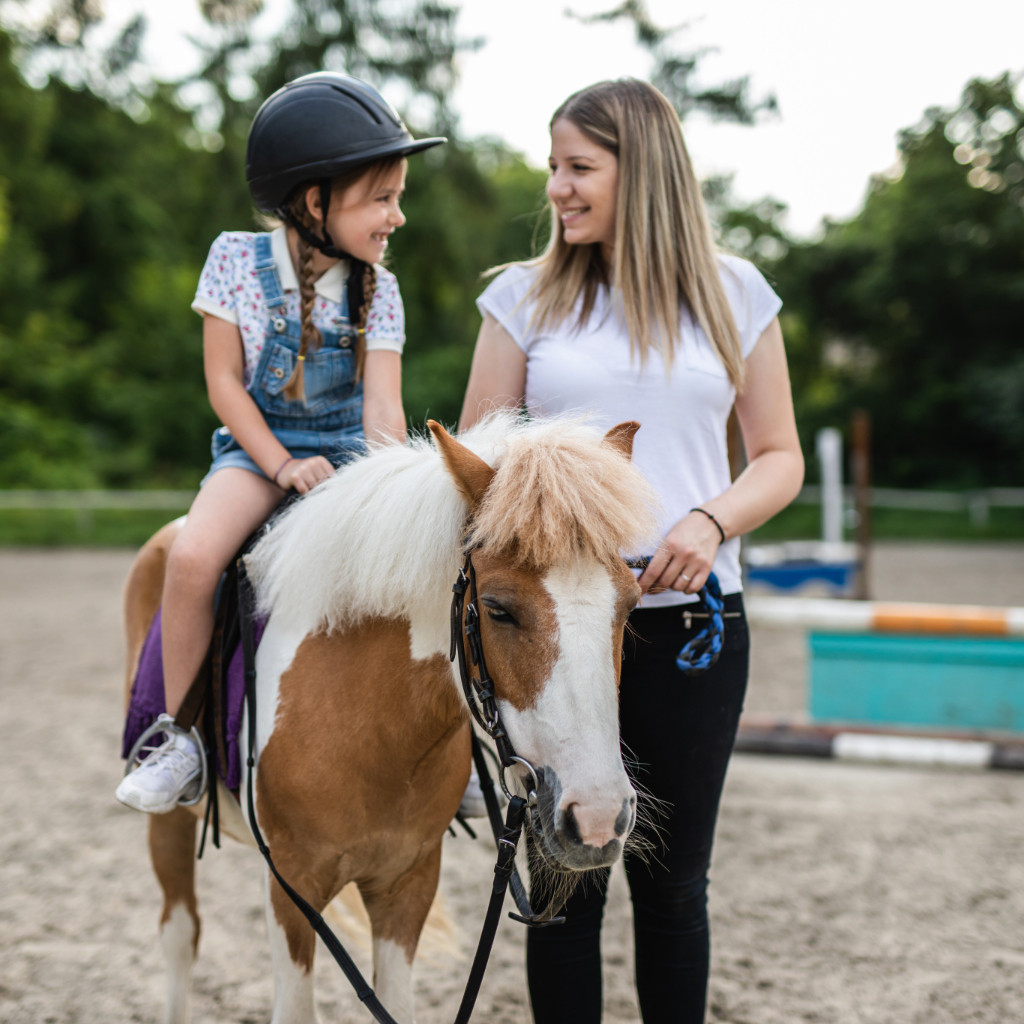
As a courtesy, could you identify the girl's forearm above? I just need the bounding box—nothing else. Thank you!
[208,378,291,477]
[361,349,406,444]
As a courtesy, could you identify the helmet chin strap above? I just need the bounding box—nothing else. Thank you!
[277,179,349,260]
[277,180,368,325]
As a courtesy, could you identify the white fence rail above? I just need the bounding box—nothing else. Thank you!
[794,485,1024,526]
[0,486,1021,521]
[0,490,195,510]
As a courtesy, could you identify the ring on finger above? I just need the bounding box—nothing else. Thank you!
[680,573,692,582]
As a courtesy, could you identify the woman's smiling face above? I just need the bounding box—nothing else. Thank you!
[546,118,619,257]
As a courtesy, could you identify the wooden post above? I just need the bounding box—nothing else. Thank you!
[851,409,872,600]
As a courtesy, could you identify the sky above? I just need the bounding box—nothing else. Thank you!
[452,0,1024,238]
[107,0,1024,240]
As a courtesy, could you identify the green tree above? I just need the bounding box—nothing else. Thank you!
[0,24,227,486]
[772,73,1024,488]
[0,0,786,485]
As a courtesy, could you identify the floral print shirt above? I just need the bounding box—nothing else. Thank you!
[192,228,405,386]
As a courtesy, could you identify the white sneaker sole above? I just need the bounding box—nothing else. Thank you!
[115,775,201,815]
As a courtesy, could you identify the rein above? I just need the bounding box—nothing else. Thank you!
[235,554,535,1024]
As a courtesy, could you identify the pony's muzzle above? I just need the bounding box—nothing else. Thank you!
[559,791,636,852]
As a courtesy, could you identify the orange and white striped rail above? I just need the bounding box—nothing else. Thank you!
[745,596,1024,636]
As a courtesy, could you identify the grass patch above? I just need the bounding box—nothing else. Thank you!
[749,502,1024,544]
[0,508,187,547]
[1,499,1022,548]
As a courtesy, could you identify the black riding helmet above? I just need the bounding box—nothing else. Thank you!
[246,71,446,257]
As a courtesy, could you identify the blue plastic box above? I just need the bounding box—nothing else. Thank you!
[808,632,1024,733]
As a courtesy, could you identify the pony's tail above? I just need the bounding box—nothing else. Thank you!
[324,883,463,964]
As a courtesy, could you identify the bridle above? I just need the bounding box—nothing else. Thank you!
[446,549,727,922]
[449,547,567,927]
[450,548,541,801]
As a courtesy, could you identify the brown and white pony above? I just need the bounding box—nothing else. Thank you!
[121,413,658,1024]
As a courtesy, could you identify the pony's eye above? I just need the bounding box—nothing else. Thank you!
[482,598,518,626]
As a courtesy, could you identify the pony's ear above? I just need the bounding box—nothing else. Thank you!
[602,421,641,460]
[428,420,496,507]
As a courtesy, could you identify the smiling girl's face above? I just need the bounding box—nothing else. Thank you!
[546,118,619,258]
[322,159,408,265]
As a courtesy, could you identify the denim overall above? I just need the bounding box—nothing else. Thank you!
[208,233,367,480]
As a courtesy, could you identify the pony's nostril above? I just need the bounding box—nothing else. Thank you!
[559,802,584,847]
[614,795,635,838]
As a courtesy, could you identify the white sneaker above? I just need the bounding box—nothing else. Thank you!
[116,729,203,814]
[457,771,488,819]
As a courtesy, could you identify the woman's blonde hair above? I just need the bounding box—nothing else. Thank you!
[529,78,744,388]
[272,157,403,401]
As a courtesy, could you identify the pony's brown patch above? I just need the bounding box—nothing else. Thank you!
[256,616,471,965]
[466,553,560,713]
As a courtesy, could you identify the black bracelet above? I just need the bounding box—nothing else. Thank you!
[690,506,726,544]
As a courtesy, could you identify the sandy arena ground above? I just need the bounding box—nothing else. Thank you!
[1,542,1022,1023]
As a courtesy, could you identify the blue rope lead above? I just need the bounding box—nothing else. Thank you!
[675,572,724,676]
[626,558,725,676]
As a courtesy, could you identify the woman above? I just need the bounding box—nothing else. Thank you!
[459,79,804,1023]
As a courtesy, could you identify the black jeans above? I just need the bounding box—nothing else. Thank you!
[527,595,749,1024]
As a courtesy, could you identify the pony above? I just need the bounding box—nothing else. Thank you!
[120,413,659,1024]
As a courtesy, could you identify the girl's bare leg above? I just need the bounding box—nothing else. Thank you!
[116,467,285,814]
[161,467,285,715]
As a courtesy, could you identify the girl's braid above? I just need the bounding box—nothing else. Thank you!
[282,211,323,402]
[354,261,377,382]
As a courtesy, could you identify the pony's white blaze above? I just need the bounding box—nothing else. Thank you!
[501,559,635,850]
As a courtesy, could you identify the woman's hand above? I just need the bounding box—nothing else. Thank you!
[275,455,334,494]
[638,510,724,595]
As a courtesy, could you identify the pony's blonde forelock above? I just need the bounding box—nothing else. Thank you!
[467,416,659,567]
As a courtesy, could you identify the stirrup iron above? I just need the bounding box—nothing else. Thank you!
[122,713,209,807]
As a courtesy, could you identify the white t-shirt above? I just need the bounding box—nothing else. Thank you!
[475,254,781,603]
[192,227,405,387]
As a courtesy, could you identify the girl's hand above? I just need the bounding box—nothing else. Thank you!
[637,510,724,595]
[274,455,334,494]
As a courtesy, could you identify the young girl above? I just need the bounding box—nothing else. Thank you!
[116,72,444,814]
[459,79,804,1022]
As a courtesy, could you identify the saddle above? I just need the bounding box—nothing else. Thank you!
[118,495,296,794]
[120,552,264,793]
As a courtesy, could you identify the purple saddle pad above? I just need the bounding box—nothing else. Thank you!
[120,609,265,791]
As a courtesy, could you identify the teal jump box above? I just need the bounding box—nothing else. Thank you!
[808,632,1024,734]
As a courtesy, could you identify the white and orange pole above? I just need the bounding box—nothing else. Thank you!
[745,596,1024,637]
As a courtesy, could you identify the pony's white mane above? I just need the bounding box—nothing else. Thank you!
[246,412,659,635]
